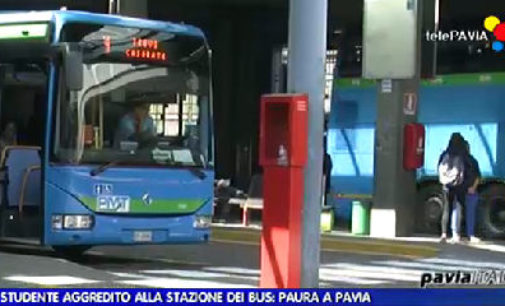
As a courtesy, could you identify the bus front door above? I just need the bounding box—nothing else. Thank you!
[0,65,45,243]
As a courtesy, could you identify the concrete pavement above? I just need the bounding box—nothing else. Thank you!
[0,231,505,288]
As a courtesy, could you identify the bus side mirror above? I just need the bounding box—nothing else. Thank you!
[61,43,83,91]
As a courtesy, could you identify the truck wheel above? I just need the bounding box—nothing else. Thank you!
[417,183,444,234]
[478,185,505,239]
[53,245,91,258]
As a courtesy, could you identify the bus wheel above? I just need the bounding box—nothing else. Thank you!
[52,246,91,258]
[416,183,444,234]
[478,185,505,239]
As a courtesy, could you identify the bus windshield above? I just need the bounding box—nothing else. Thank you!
[54,23,211,168]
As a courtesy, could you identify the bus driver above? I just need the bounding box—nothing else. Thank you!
[114,102,157,148]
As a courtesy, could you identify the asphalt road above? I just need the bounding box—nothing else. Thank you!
[2,238,505,288]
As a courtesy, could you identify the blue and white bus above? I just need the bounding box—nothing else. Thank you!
[0,10,214,255]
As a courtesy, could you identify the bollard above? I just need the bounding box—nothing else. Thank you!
[352,200,371,235]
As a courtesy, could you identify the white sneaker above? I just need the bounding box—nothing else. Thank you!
[439,234,447,243]
[449,234,461,244]
[470,236,482,243]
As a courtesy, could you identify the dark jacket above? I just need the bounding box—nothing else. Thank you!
[464,154,481,190]
[323,153,333,194]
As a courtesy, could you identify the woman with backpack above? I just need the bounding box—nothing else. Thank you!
[438,133,470,243]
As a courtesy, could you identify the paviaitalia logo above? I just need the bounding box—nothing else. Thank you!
[484,15,505,52]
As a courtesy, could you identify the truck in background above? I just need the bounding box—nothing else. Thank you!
[329,72,505,238]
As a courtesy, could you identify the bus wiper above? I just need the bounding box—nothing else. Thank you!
[90,161,120,177]
[171,162,206,180]
[90,160,207,179]
[187,167,207,180]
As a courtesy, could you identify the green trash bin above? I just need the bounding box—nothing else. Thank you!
[351,200,371,235]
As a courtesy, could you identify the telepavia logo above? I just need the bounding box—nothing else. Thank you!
[484,16,505,52]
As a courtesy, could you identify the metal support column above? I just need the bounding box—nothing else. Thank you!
[287,0,328,287]
[108,0,118,14]
[368,0,423,237]
[112,0,148,18]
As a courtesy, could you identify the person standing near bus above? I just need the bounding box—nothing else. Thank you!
[323,152,333,206]
[464,140,482,243]
[438,133,470,243]
[114,103,156,148]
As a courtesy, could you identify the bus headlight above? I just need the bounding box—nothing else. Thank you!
[194,215,211,229]
[52,215,93,230]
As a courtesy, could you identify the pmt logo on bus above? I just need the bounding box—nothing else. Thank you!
[484,15,505,52]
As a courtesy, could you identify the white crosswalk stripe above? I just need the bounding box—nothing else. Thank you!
[420,258,505,270]
[321,265,421,282]
[3,275,100,286]
[107,272,150,279]
[118,268,258,288]
[370,260,477,273]
[117,277,255,288]
[319,271,388,285]
[141,270,226,279]
[203,267,259,276]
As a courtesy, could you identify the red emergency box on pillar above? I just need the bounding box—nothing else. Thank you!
[403,123,425,170]
[258,93,308,289]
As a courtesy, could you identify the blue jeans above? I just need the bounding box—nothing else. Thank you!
[466,193,479,237]
[451,200,462,235]
[441,186,464,236]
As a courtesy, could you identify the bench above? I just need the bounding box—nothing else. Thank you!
[225,176,351,229]
[240,174,263,226]
[213,175,263,226]
[239,175,336,230]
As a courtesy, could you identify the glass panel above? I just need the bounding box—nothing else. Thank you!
[53,23,211,168]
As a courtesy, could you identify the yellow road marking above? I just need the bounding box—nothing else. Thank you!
[211,228,438,258]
